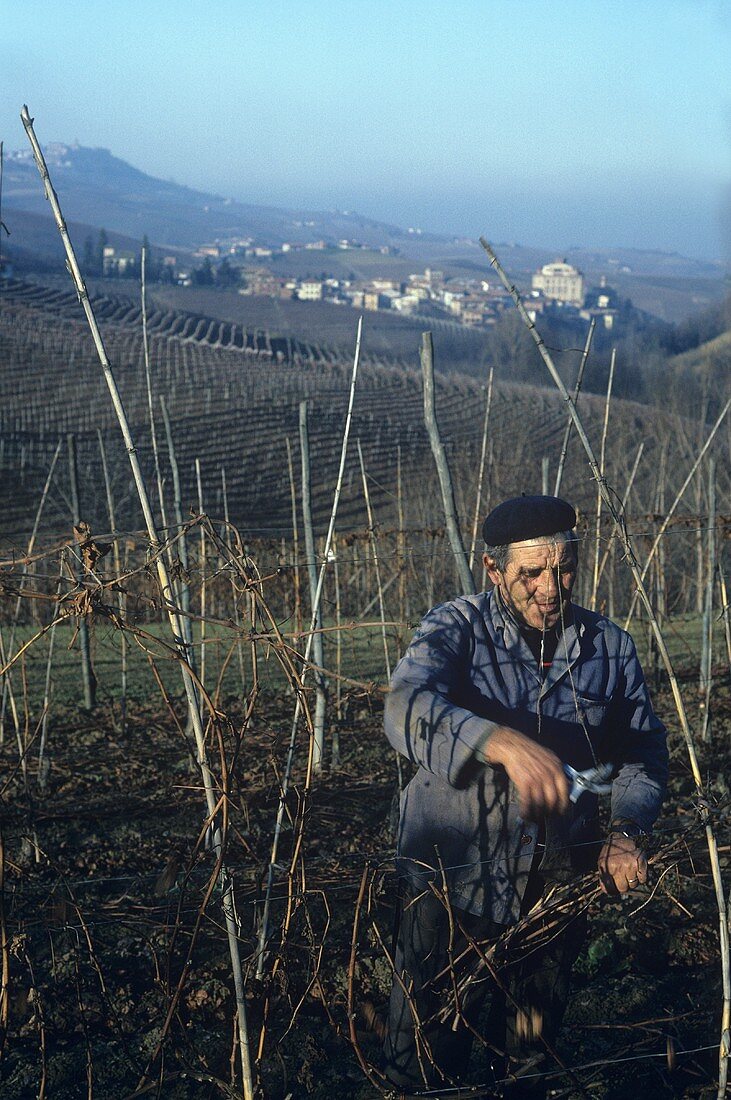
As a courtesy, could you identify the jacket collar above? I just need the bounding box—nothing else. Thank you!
[487,588,584,694]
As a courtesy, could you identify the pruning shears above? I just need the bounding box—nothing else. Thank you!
[564,762,613,803]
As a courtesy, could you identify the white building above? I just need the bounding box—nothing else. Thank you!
[298,280,323,301]
[532,260,584,306]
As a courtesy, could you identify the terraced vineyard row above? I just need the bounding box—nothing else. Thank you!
[1,276,719,610]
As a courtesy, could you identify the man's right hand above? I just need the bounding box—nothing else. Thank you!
[482,726,570,820]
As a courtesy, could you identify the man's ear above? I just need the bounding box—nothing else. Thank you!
[483,553,502,587]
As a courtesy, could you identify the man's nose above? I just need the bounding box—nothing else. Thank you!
[540,569,559,597]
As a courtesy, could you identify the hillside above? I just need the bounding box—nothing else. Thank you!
[0,277,718,557]
[2,141,727,322]
[2,143,407,253]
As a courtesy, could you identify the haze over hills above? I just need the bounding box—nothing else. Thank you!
[3,143,727,304]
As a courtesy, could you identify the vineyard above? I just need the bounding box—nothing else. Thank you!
[1,243,731,1100]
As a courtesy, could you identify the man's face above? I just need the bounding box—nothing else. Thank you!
[484,537,577,631]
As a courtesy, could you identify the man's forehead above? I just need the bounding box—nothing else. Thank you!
[508,535,575,566]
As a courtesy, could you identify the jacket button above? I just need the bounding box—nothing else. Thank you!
[520,834,533,846]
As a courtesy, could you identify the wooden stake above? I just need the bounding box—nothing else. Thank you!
[97,430,127,733]
[590,349,615,611]
[700,459,716,740]
[420,332,475,595]
[67,433,96,711]
[285,436,302,634]
[299,400,327,772]
[554,319,594,496]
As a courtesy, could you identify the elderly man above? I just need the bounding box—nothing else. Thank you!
[383,495,667,1095]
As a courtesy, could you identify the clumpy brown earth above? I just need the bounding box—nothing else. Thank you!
[0,675,728,1099]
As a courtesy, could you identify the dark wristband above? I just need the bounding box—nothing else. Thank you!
[608,819,645,842]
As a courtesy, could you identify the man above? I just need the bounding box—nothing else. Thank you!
[383,495,668,1095]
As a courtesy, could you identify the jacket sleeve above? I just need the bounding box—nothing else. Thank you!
[608,630,668,832]
[384,602,499,789]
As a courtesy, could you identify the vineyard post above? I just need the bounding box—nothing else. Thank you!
[590,349,616,611]
[554,318,594,496]
[594,441,644,620]
[420,332,475,596]
[298,400,327,772]
[480,236,731,1099]
[21,107,255,1100]
[97,430,127,732]
[67,433,96,711]
[541,456,550,496]
[221,466,247,694]
[700,458,716,741]
[285,436,302,634]
[468,366,494,573]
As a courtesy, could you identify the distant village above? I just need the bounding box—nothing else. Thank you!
[101,234,625,331]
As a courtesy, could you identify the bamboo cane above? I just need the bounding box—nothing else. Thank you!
[97,430,127,733]
[21,107,254,1100]
[256,317,362,981]
[479,236,731,1100]
[554,319,594,496]
[357,438,391,682]
[332,531,343,742]
[718,559,731,676]
[420,332,475,595]
[700,459,716,741]
[468,367,494,573]
[594,441,644,601]
[590,349,615,611]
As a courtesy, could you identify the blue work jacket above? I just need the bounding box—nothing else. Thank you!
[384,589,668,924]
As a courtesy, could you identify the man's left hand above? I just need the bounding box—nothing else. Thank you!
[597,833,647,895]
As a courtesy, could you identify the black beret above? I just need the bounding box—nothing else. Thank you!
[482,495,576,546]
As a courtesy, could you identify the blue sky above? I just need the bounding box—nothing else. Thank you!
[2,1,730,259]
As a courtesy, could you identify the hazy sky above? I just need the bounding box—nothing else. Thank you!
[2,1,730,260]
